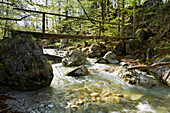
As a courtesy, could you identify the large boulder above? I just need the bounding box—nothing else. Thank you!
[113,40,125,55]
[126,39,141,55]
[150,57,170,86]
[62,50,86,66]
[103,51,119,64]
[87,44,102,58]
[66,65,89,76]
[116,67,159,88]
[0,37,53,91]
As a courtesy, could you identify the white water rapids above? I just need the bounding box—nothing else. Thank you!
[1,58,170,113]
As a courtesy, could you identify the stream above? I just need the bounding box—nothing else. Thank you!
[1,58,170,113]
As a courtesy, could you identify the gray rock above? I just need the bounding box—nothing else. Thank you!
[0,37,53,91]
[126,39,141,55]
[103,51,119,64]
[88,44,101,58]
[95,57,107,64]
[113,40,125,55]
[66,65,88,76]
[150,59,170,86]
[116,67,159,87]
[48,104,54,108]
[62,50,86,66]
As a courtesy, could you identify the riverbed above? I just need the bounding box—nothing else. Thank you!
[1,59,170,113]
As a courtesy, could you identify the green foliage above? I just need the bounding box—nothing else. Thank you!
[47,61,53,65]
[0,63,3,66]
[139,57,146,63]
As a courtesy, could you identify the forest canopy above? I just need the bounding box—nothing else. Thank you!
[0,0,168,39]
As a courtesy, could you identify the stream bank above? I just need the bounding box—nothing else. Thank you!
[0,59,170,113]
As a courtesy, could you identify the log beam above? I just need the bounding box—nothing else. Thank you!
[127,62,170,70]
[16,30,134,40]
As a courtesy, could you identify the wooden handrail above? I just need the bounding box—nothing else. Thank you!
[16,30,134,39]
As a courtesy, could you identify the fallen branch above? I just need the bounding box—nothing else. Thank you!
[0,106,12,113]
[127,62,170,70]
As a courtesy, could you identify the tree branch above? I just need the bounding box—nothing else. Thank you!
[76,0,95,24]
[0,14,38,21]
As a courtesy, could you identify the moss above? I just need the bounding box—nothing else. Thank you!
[47,61,53,65]
[134,53,140,60]
[139,57,146,63]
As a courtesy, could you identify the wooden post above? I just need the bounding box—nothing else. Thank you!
[42,13,45,34]
[121,0,125,37]
[133,0,136,38]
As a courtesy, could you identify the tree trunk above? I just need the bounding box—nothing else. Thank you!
[101,0,105,34]
[121,0,125,37]
[3,0,9,38]
[133,0,136,38]
[66,0,68,20]
[107,0,110,21]
[58,0,61,21]
[117,0,120,36]
[46,0,48,31]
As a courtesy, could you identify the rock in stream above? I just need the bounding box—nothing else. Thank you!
[0,37,53,91]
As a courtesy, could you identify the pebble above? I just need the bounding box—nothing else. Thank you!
[90,92,100,97]
[48,104,54,108]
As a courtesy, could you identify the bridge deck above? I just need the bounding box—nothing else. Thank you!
[43,49,67,58]
[16,30,134,40]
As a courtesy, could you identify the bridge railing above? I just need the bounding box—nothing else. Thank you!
[0,1,135,39]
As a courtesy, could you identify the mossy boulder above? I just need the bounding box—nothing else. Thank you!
[103,51,119,64]
[113,40,125,55]
[62,50,86,66]
[116,67,159,87]
[126,39,142,55]
[0,37,53,91]
[87,44,102,58]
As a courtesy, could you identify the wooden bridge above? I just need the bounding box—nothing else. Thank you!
[0,1,136,40]
[16,30,134,40]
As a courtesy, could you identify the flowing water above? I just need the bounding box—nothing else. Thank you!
[2,59,170,113]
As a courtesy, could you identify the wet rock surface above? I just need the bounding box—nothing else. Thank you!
[150,58,170,86]
[115,67,159,87]
[126,39,141,55]
[87,44,102,58]
[0,37,53,91]
[113,40,125,55]
[62,50,86,66]
[103,51,119,64]
[66,65,89,76]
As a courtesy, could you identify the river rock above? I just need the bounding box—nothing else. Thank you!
[87,44,101,58]
[0,37,53,91]
[95,57,107,64]
[116,67,159,87]
[66,65,88,76]
[62,50,86,66]
[126,39,141,55]
[150,57,170,86]
[103,51,119,64]
[113,40,125,55]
